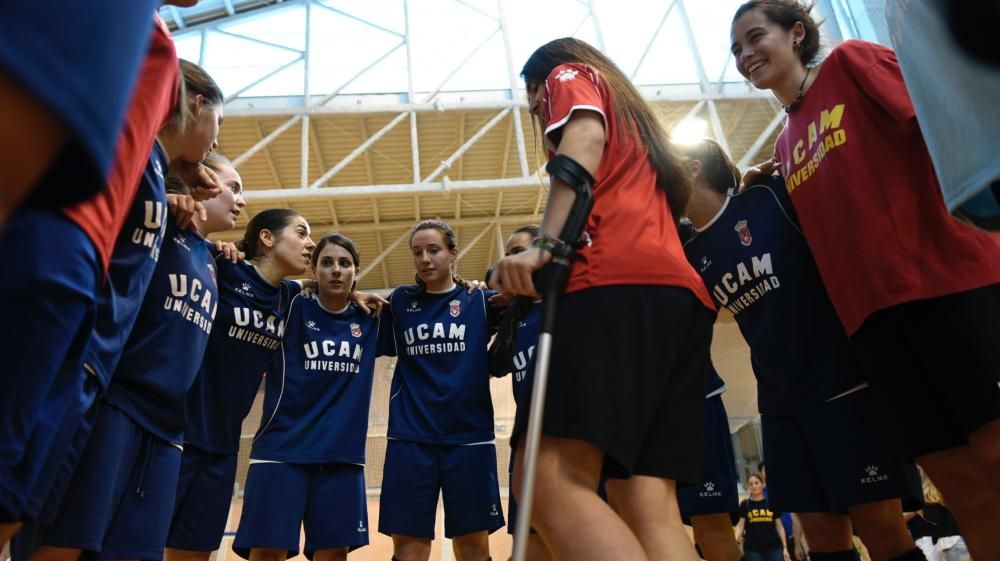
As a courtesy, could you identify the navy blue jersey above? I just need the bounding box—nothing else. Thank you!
[105,217,219,444]
[682,177,864,415]
[0,2,161,200]
[486,302,542,409]
[383,286,500,444]
[251,296,380,464]
[84,143,169,390]
[184,261,301,454]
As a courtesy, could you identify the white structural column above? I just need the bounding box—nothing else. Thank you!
[404,0,421,183]
[498,0,529,178]
[676,0,731,154]
[300,0,312,189]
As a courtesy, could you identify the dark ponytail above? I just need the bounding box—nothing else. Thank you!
[678,139,741,195]
[166,59,225,134]
[237,209,303,259]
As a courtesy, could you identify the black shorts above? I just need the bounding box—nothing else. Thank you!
[512,285,714,483]
[851,283,1000,459]
[761,388,923,514]
[677,394,740,524]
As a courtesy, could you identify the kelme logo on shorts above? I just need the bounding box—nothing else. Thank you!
[860,464,889,484]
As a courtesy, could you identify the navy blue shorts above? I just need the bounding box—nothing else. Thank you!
[0,1,160,200]
[677,395,740,525]
[852,283,1000,459]
[166,446,238,552]
[0,211,100,522]
[34,402,182,561]
[379,440,504,539]
[762,388,923,514]
[233,462,368,559]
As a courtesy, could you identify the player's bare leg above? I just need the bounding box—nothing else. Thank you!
[605,476,700,561]
[451,531,489,561]
[690,514,742,561]
[249,547,288,561]
[513,436,648,561]
[848,499,919,561]
[391,535,431,561]
[25,545,83,561]
[312,546,348,561]
[164,548,212,561]
[0,523,22,553]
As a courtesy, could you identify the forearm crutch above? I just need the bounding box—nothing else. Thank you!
[512,155,594,561]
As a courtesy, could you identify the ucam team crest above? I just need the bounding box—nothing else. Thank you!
[449,299,461,317]
[350,322,361,337]
[734,219,752,247]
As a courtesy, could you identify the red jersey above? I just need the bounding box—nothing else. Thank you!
[64,14,179,274]
[542,63,714,310]
[774,40,1000,335]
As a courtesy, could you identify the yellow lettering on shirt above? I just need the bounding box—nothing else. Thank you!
[784,103,848,195]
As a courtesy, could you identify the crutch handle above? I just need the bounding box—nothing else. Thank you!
[531,259,571,334]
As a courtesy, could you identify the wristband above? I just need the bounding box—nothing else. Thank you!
[532,233,575,258]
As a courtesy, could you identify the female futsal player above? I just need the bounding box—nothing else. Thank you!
[378,220,504,561]
[731,2,1000,557]
[489,37,715,561]
[233,234,379,561]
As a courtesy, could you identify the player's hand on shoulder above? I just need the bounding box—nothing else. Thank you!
[464,279,487,293]
[167,193,206,231]
[213,240,244,263]
[739,157,780,193]
[352,290,388,317]
[173,160,223,201]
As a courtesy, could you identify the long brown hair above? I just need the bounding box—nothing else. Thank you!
[166,59,225,133]
[521,37,691,220]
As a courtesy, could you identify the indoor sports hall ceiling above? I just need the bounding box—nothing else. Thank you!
[162,0,882,429]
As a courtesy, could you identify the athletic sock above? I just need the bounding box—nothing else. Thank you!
[809,551,858,561]
[887,548,928,561]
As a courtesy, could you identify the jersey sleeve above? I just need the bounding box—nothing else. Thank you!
[839,40,917,129]
[277,280,304,316]
[755,175,803,230]
[487,336,513,378]
[543,63,608,148]
[376,295,397,357]
[282,279,304,298]
[484,289,503,333]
